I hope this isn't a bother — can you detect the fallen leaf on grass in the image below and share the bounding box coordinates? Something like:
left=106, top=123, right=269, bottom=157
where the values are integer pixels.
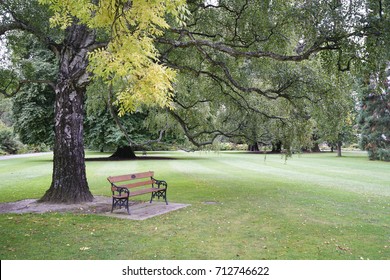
left=336, top=245, right=351, bottom=252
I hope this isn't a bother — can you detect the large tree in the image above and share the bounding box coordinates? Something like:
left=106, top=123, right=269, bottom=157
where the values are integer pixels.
left=155, top=0, right=365, bottom=152
left=0, top=0, right=186, bottom=203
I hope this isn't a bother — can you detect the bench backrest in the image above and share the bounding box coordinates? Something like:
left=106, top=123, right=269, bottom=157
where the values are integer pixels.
left=107, top=171, right=154, bottom=189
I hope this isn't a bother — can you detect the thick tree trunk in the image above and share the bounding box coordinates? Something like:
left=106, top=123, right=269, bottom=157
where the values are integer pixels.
left=248, top=142, right=259, bottom=152
left=109, top=146, right=137, bottom=159
left=337, top=141, right=342, bottom=157
left=40, top=23, right=94, bottom=203
left=271, top=141, right=282, bottom=153
left=311, top=142, right=321, bottom=152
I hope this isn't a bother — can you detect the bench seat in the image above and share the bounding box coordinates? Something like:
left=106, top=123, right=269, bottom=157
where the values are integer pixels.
left=129, top=187, right=167, bottom=197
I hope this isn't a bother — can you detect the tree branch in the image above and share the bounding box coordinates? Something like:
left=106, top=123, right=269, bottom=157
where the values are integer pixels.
left=0, top=79, right=55, bottom=97
left=107, top=84, right=137, bottom=147
left=169, top=106, right=257, bottom=148
left=158, top=35, right=338, bottom=62
left=1, top=13, right=62, bottom=56
left=107, top=84, right=168, bottom=148
left=162, top=58, right=287, bottom=121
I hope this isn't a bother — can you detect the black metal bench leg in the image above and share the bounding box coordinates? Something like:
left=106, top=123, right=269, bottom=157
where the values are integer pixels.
left=150, top=191, right=168, bottom=205
left=112, top=197, right=130, bottom=214
left=164, top=191, right=168, bottom=205
left=126, top=199, right=130, bottom=214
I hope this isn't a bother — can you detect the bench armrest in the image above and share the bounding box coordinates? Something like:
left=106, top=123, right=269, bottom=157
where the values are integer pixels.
left=111, top=184, right=130, bottom=197
left=152, top=178, right=168, bottom=189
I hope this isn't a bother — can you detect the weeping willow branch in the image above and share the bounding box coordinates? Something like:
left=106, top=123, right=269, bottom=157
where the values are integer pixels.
left=107, top=84, right=167, bottom=148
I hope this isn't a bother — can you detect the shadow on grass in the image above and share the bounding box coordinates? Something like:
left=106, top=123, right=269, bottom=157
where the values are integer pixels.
left=28, top=155, right=208, bottom=162
left=85, top=155, right=213, bottom=161
left=85, top=156, right=177, bottom=161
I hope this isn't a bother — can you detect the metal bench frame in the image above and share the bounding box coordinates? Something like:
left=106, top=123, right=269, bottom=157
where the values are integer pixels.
left=107, top=171, right=168, bottom=214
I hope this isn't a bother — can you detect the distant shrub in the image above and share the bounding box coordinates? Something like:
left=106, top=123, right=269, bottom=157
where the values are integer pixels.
left=377, top=149, right=390, bottom=162
left=0, top=123, right=23, bottom=154
left=219, top=142, right=248, bottom=151
left=17, top=143, right=51, bottom=154
left=348, top=143, right=360, bottom=150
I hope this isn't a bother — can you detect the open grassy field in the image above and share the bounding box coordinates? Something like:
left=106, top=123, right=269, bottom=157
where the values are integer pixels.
left=0, top=151, right=389, bottom=260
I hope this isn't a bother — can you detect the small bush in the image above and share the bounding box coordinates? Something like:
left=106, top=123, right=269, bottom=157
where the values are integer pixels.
left=378, top=149, right=390, bottom=162
left=17, top=143, right=51, bottom=154
left=219, top=142, right=248, bottom=151
left=0, top=125, right=23, bottom=154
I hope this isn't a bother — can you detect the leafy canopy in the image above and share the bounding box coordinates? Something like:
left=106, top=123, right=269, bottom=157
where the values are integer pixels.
left=38, top=0, right=189, bottom=115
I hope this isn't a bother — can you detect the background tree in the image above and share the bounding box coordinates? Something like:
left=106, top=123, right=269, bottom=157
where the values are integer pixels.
left=357, top=0, right=390, bottom=161
left=359, top=75, right=390, bottom=161
left=156, top=0, right=368, bottom=153
left=85, top=81, right=176, bottom=157
left=8, top=32, right=56, bottom=147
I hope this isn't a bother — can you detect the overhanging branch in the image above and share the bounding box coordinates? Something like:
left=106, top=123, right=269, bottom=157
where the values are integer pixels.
left=107, top=84, right=168, bottom=148
left=0, top=79, right=55, bottom=97
left=157, top=36, right=337, bottom=62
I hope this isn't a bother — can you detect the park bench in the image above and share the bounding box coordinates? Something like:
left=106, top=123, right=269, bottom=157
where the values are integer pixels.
left=107, top=171, right=168, bottom=214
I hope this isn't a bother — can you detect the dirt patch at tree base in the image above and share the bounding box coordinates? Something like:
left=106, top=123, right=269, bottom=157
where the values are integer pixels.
left=0, top=196, right=190, bottom=220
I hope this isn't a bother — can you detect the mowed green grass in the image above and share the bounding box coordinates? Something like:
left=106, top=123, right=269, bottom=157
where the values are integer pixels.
left=0, top=151, right=389, bottom=260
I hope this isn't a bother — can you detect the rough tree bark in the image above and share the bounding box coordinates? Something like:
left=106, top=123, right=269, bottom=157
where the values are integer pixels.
left=40, top=23, right=94, bottom=203
left=337, top=141, right=342, bottom=157
left=271, top=141, right=282, bottom=153
left=248, top=142, right=259, bottom=152
left=311, top=143, right=321, bottom=153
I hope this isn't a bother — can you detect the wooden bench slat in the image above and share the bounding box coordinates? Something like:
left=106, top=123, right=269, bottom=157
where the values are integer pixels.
left=129, top=187, right=166, bottom=197
left=118, top=179, right=155, bottom=189
left=108, top=171, right=154, bottom=183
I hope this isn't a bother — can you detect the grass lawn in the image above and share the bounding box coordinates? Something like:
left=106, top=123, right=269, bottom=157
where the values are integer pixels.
left=0, top=151, right=389, bottom=260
